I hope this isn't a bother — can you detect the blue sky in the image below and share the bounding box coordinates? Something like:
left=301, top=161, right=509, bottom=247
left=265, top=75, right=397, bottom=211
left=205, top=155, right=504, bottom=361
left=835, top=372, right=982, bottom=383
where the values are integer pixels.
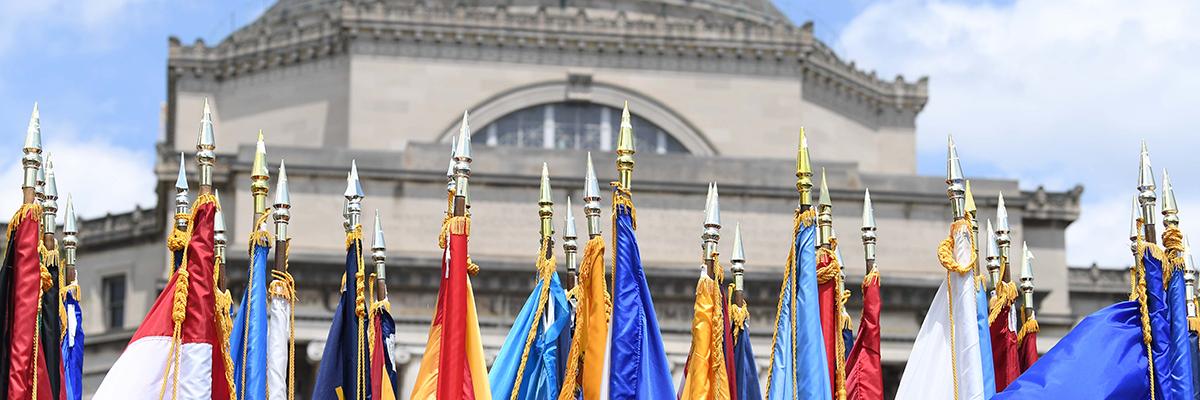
left=1, top=0, right=1198, bottom=267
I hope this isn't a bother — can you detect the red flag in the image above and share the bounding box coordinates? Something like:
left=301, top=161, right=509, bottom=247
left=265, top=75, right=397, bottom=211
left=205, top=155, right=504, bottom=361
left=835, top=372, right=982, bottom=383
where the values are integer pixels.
left=990, top=304, right=1021, bottom=390
left=845, top=271, right=882, bottom=400
left=1017, top=318, right=1039, bottom=371
left=92, top=197, right=231, bottom=399
left=816, top=248, right=844, bottom=398
left=4, top=205, right=54, bottom=399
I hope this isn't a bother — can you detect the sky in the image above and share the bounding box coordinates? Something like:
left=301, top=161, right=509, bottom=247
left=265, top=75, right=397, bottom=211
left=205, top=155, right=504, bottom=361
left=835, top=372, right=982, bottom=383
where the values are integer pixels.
left=0, top=0, right=1197, bottom=268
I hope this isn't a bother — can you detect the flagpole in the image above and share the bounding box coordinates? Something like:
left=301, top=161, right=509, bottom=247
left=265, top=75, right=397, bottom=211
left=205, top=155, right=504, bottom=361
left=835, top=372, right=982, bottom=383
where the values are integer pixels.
left=861, top=189, right=877, bottom=274
left=42, top=155, right=59, bottom=257
left=539, top=163, right=555, bottom=260
left=251, top=130, right=270, bottom=228
left=995, top=194, right=1012, bottom=288
left=797, top=128, right=812, bottom=212
left=372, top=211, right=388, bottom=301
left=63, top=195, right=78, bottom=289
left=274, top=161, right=290, bottom=273
left=730, top=222, right=746, bottom=306
left=196, top=98, right=223, bottom=290
left=562, top=197, right=578, bottom=290
left=947, top=136, right=967, bottom=221
left=452, top=111, right=472, bottom=218
left=702, top=183, right=721, bottom=278
left=817, top=169, right=833, bottom=249
left=583, top=152, right=602, bottom=240
left=22, top=103, right=41, bottom=205
left=965, top=181, right=980, bottom=274
left=1138, top=141, right=1158, bottom=244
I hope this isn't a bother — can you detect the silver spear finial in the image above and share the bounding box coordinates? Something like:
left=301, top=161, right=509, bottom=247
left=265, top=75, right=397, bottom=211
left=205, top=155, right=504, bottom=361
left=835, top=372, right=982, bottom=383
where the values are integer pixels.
left=946, top=135, right=966, bottom=220
left=43, top=155, right=59, bottom=235
left=345, top=160, right=364, bottom=229
left=273, top=160, right=291, bottom=242
left=583, top=152, right=603, bottom=238
left=174, top=153, right=191, bottom=231
left=196, top=98, right=216, bottom=192
left=1137, top=141, right=1158, bottom=243
left=21, top=103, right=42, bottom=195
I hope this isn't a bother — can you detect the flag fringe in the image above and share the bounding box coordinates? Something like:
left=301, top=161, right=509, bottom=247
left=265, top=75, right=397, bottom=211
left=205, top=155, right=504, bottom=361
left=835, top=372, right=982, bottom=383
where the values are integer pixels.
left=988, top=281, right=1018, bottom=324
left=763, top=207, right=815, bottom=393
left=506, top=237, right=557, bottom=400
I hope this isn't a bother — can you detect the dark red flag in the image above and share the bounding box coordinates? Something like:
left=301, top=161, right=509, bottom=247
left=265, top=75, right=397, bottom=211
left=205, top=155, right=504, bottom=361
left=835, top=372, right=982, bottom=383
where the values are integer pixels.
left=1018, top=319, right=1039, bottom=371
left=3, top=206, right=55, bottom=399
left=845, top=271, right=883, bottom=400
left=990, top=304, right=1021, bottom=390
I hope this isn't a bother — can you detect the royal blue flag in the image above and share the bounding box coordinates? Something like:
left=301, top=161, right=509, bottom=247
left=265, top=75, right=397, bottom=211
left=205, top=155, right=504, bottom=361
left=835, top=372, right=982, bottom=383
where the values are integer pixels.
left=605, top=192, right=675, bottom=399
left=231, top=239, right=270, bottom=400
left=312, top=235, right=366, bottom=400
left=735, top=324, right=763, bottom=400
left=977, top=279, right=997, bottom=398
left=62, top=289, right=84, bottom=400
left=1165, top=262, right=1196, bottom=399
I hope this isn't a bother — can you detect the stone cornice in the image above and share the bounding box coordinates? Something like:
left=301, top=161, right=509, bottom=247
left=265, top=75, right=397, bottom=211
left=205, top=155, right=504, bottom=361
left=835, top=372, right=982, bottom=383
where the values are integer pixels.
left=168, top=1, right=928, bottom=113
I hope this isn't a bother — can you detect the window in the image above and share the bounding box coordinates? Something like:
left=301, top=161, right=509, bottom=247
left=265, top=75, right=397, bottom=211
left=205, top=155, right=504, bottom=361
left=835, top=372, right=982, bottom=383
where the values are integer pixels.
left=102, top=275, right=126, bottom=329
left=473, top=103, right=689, bottom=154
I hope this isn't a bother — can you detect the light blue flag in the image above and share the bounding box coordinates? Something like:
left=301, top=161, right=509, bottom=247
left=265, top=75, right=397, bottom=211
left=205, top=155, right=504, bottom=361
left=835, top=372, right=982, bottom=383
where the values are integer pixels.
left=976, top=280, right=997, bottom=398
left=230, top=240, right=270, bottom=400
left=607, top=196, right=675, bottom=399
left=62, top=290, right=84, bottom=400
left=489, top=263, right=571, bottom=400
left=766, top=217, right=832, bottom=400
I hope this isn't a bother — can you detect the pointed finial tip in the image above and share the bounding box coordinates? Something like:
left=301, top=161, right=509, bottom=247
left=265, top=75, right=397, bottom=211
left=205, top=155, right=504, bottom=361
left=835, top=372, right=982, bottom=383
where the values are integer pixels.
left=862, top=188, right=875, bottom=228
left=731, top=222, right=745, bottom=262
left=818, top=168, right=831, bottom=206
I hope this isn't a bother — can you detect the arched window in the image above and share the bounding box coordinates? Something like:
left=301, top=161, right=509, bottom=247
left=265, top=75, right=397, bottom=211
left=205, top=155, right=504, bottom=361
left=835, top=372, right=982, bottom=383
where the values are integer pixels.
left=473, top=102, right=690, bottom=154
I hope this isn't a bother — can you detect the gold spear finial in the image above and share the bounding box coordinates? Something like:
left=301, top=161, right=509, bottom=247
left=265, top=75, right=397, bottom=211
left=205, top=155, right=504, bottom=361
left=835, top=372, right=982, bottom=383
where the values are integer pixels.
left=817, top=168, right=833, bottom=247
left=616, top=101, right=635, bottom=191
left=251, top=130, right=270, bottom=222
left=797, top=128, right=813, bottom=210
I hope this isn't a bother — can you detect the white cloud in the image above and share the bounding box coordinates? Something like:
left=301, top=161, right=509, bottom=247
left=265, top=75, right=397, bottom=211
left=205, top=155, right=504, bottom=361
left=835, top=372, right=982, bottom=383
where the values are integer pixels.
left=836, top=0, right=1200, bottom=267
left=0, top=118, right=156, bottom=221
left=0, top=0, right=153, bottom=55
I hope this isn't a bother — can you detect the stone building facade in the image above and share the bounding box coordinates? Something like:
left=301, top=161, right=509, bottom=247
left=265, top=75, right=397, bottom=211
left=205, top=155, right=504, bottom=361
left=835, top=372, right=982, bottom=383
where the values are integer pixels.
left=9, top=0, right=1103, bottom=398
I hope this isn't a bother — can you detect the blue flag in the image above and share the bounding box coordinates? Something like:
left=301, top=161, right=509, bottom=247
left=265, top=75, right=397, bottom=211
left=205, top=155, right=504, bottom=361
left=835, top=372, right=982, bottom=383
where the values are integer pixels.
left=976, top=280, right=997, bottom=398
left=62, top=290, right=84, bottom=400
left=231, top=240, right=270, bottom=400
left=606, top=195, right=675, bottom=399
left=313, top=237, right=366, bottom=400
left=766, top=214, right=832, bottom=400
left=1165, top=263, right=1196, bottom=399
left=997, top=248, right=1178, bottom=399
left=735, top=324, right=763, bottom=400
left=489, top=258, right=571, bottom=400
left=1190, top=332, right=1200, bottom=400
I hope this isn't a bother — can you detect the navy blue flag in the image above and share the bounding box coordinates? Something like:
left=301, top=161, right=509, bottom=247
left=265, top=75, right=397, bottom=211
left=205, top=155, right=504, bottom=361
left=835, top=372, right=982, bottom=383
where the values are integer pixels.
left=312, top=234, right=367, bottom=400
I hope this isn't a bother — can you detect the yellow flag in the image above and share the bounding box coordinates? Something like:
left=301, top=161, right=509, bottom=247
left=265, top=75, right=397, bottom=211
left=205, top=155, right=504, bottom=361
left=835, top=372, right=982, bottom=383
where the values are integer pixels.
left=558, top=236, right=610, bottom=400
left=680, top=272, right=731, bottom=400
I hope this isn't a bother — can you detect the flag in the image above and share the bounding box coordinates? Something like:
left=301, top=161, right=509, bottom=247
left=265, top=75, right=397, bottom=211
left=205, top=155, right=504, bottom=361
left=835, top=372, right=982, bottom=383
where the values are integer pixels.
left=408, top=216, right=490, bottom=399
left=1189, top=331, right=1200, bottom=400
left=1, top=204, right=55, bottom=399
left=1015, top=313, right=1038, bottom=372
left=266, top=262, right=295, bottom=400
left=599, top=189, right=674, bottom=399
left=230, top=232, right=270, bottom=400
left=765, top=209, right=832, bottom=400
left=845, top=270, right=882, bottom=400
left=895, top=219, right=986, bottom=400
left=729, top=289, right=762, bottom=400
left=489, top=239, right=571, bottom=400
left=678, top=270, right=731, bottom=399
left=989, top=282, right=1020, bottom=390
left=558, top=235, right=609, bottom=400
left=974, top=275, right=997, bottom=399
left=816, top=247, right=845, bottom=399
left=369, top=302, right=399, bottom=400
left=996, top=243, right=1171, bottom=398
left=1163, top=228, right=1196, bottom=399
left=61, top=286, right=83, bottom=400
left=39, top=239, right=65, bottom=400
left=312, top=230, right=368, bottom=400
left=93, top=195, right=233, bottom=399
